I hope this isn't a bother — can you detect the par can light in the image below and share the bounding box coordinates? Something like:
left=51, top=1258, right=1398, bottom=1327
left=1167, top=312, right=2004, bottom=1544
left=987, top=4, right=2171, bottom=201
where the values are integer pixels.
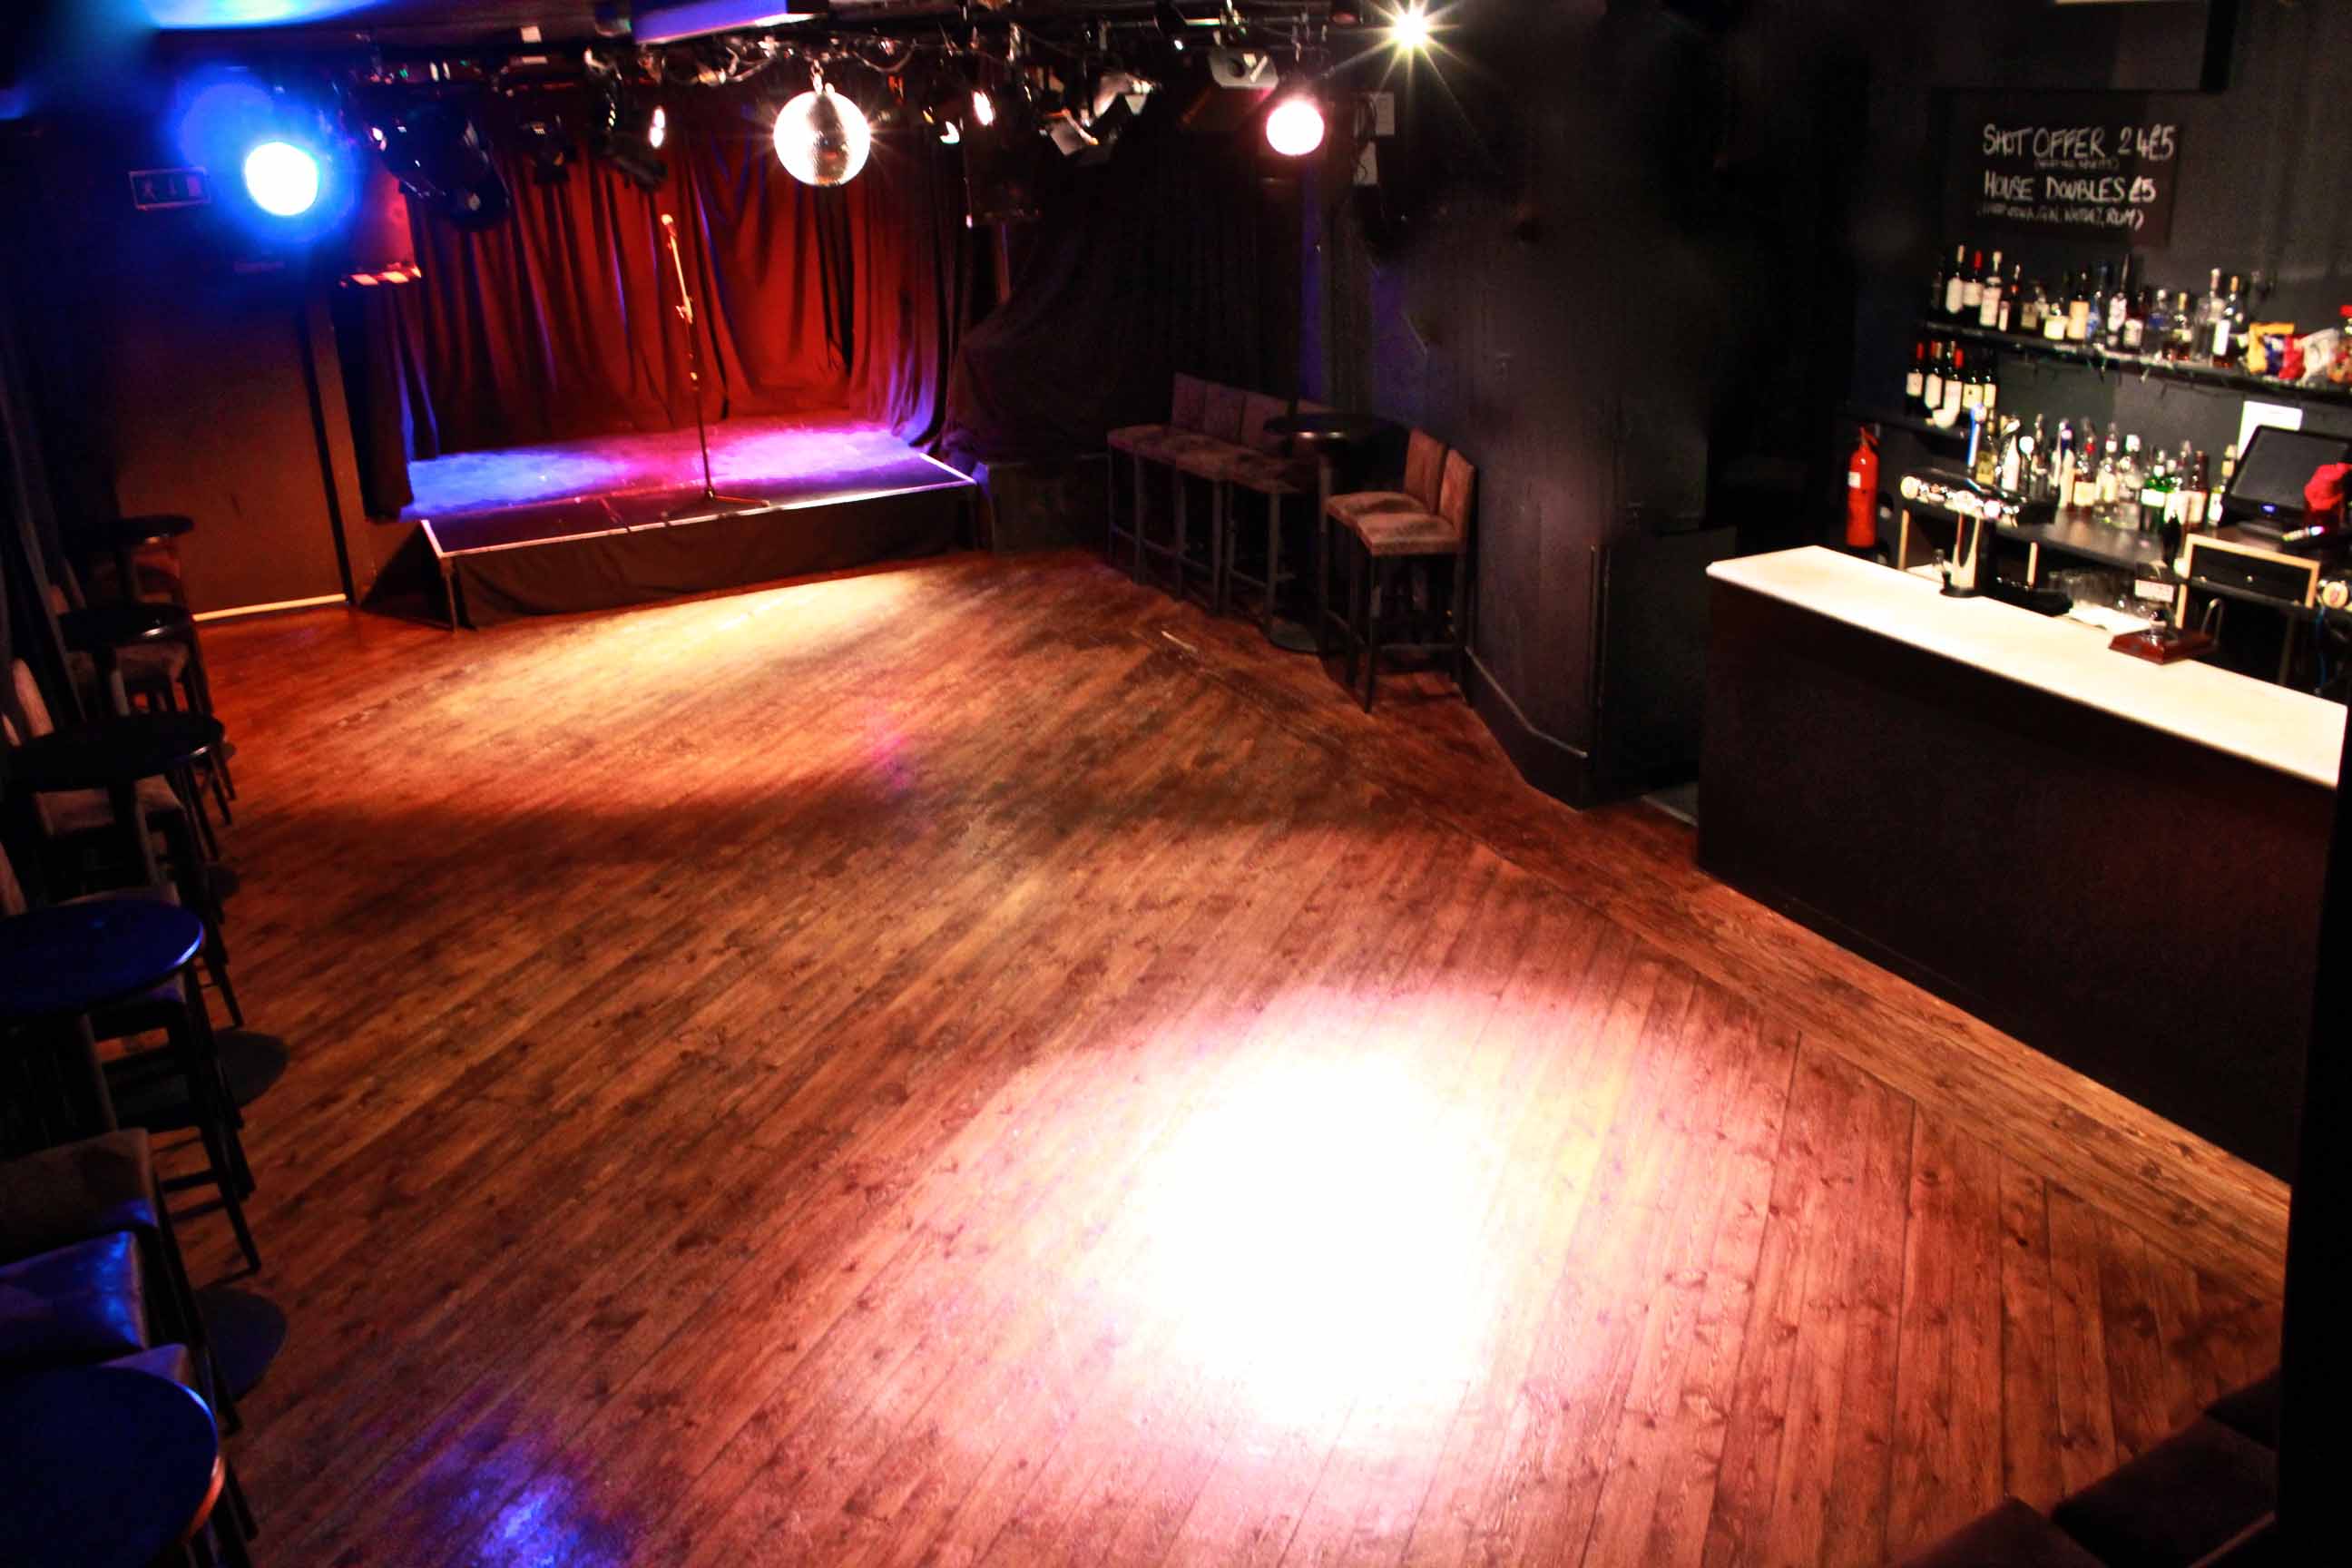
left=1265, top=98, right=1325, bottom=158
left=243, top=139, right=321, bottom=216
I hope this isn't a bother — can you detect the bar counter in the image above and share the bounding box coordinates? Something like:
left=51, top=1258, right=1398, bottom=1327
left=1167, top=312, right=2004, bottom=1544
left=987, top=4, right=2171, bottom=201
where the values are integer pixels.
left=1700, top=546, right=2341, bottom=1175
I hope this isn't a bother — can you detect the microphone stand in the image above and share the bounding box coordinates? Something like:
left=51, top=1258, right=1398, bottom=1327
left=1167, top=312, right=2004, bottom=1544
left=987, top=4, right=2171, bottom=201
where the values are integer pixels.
left=659, top=212, right=762, bottom=522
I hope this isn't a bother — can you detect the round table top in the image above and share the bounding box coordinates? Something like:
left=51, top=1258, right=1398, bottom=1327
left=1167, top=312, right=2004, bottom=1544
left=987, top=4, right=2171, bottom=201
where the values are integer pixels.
left=59, top=602, right=189, bottom=653
left=1261, top=410, right=1376, bottom=444
left=5, top=711, right=224, bottom=790
left=0, top=1365, right=220, bottom=1568
left=84, top=513, right=196, bottom=550
left=0, top=898, right=206, bottom=1023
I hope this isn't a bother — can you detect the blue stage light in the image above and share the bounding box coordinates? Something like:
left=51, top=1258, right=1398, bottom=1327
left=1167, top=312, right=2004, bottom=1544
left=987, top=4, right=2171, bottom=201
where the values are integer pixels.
left=243, top=139, right=321, bottom=217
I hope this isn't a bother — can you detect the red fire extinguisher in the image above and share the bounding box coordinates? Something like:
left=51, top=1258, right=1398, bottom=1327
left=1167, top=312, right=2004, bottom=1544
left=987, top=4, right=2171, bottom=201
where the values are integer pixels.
left=1845, top=425, right=1880, bottom=551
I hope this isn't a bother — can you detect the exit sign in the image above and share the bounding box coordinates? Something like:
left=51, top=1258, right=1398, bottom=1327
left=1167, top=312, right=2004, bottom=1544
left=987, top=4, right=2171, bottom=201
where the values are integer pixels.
left=129, top=167, right=211, bottom=211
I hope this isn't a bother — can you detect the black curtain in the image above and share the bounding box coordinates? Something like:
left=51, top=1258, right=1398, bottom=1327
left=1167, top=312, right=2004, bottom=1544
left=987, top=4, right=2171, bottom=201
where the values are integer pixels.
left=941, top=98, right=1280, bottom=468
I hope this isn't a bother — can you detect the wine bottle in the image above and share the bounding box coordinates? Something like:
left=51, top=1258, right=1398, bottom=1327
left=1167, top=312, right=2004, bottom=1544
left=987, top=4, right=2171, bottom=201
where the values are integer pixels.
left=2066, top=271, right=2092, bottom=343
left=1940, top=347, right=1966, bottom=425
left=2213, top=273, right=2245, bottom=366
left=1997, top=262, right=2021, bottom=333
left=1924, top=340, right=1945, bottom=415
left=1963, top=249, right=1985, bottom=314
left=1906, top=338, right=1927, bottom=410
left=1945, top=244, right=1969, bottom=316
left=1977, top=250, right=2004, bottom=328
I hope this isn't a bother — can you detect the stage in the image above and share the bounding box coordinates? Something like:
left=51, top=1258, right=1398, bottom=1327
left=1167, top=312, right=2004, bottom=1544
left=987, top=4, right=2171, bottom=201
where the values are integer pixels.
left=405, top=416, right=975, bottom=626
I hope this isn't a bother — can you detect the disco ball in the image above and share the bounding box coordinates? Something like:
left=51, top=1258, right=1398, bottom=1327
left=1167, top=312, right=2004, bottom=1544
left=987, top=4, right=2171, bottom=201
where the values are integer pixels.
left=773, top=88, right=872, bottom=188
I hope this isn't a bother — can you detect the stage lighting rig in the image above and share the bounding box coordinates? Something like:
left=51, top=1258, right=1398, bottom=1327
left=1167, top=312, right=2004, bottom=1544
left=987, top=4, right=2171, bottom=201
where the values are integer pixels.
left=376, top=99, right=512, bottom=231
left=591, top=84, right=669, bottom=191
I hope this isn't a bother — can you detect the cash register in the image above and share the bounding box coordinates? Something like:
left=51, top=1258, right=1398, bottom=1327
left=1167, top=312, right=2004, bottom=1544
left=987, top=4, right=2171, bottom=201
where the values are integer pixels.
left=2176, top=425, right=2352, bottom=690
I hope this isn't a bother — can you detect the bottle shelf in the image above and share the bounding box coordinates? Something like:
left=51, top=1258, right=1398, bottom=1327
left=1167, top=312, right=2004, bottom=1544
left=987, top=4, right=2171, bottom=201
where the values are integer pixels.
left=1917, top=318, right=2352, bottom=409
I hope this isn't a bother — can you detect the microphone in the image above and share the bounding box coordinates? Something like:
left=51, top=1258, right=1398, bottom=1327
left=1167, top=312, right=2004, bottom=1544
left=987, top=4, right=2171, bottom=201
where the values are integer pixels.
left=660, top=213, right=675, bottom=229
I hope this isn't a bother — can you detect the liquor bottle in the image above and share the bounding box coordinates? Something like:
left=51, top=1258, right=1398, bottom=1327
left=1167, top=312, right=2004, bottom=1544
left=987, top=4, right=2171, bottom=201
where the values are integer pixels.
left=2172, top=290, right=2199, bottom=360
left=2073, top=424, right=2103, bottom=511
left=1945, top=245, right=1969, bottom=316
left=2212, top=273, right=2245, bottom=366
left=2145, top=289, right=2171, bottom=348
left=1963, top=249, right=1985, bottom=315
left=2138, top=441, right=2173, bottom=527
left=2210, top=444, right=2236, bottom=524
left=2067, top=271, right=2092, bottom=343
left=2107, top=260, right=2132, bottom=349
left=1923, top=341, right=1946, bottom=415
left=2095, top=430, right=2122, bottom=510
left=1906, top=339, right=1927, bottom=410
left=2087, top=264, right=2110, bottom=343
left=2182, top=450, right=2210, bottom=528
left=2200, top=268, right=2226, bottom=341
left=1940, top=347, right=1966, bottom=425
left=2053, top=419, right=2076, bottom=507
left=2043, top=280, right=2071, bottom=341
left=1960, top=348, right=1984, bottom=415
left=1978, top=353, right=1998, bottom=416
left=2116, top=433, right=2143, bottom=523
left=1977, top=250, right=2004, bottom=328
left=2025, top=415, right=2048, bottom=500
left=2023, top=279, right=2047, bottom=338
left=1999, top=418, right=2025, bottom=494
left=1997, top=262, right=2021, bottom=333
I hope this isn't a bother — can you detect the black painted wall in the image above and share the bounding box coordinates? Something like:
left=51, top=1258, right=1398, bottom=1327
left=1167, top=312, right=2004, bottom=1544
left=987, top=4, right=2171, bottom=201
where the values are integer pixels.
left=1308, top=0, right=1873, bottom=794
left=1316, top=0, right=2347, bottom=802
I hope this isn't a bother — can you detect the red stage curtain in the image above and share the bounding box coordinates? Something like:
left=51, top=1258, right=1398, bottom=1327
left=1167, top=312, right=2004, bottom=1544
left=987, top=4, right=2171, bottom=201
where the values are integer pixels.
left=397, top=88, right=965, bottom=458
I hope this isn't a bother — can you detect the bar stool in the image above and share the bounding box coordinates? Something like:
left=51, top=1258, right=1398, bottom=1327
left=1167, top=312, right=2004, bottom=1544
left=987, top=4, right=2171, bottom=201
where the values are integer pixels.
left=1326, top=446, right=1478, bottom=711
left=0, top=898, right=206, bottom=1140
left=58, top=603, right=227, bottom=850
left=0, top=1363, right=238, bottom=1568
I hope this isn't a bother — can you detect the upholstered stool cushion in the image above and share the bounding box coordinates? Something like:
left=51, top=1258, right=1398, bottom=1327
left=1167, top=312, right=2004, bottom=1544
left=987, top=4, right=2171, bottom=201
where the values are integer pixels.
left=105, top=1340, right=201, bottom=1397
left=118, top=640, right=191, bottom=685
left=2050, top=1417, right=2278, bottom=1568
left=37, top=775, right=183, bottom=837
left=1215, top=450, right=1308, bottom=495
left=0, top=1233, right=150, bottom=1376
left=0, top=1133, right=160, bottom=1263
left=1892, top=1498, right=2104, bottom=1568
left=1170, top=436, right=1264, bottom=484
left=2206, top=1370, right=2281, bottom=1451
left=1326, top=490, right=1422, bottom=526
left=1107, top=423, right=1171, bottom=455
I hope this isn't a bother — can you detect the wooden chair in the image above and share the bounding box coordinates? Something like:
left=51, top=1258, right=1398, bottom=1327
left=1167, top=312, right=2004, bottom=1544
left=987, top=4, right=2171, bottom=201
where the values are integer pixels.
left=1324, top=442, right=1477, bottom=711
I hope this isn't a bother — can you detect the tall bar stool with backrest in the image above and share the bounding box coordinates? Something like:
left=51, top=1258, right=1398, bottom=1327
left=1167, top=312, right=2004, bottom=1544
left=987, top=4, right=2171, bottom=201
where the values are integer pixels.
left=1326, top=441, right=1477, bottom=711
left=4, top=659, right=241, bottom=1026
left=1213, top=394, right=1319, bottom=629
left=1107, top=374, right=1212, bottom=581
left=1142, top=381, right=1250, bottom=603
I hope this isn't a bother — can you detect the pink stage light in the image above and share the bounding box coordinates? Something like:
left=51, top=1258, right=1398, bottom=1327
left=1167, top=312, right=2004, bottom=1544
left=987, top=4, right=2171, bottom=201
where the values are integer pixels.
left=1265, top=98, right=1326, bottom=159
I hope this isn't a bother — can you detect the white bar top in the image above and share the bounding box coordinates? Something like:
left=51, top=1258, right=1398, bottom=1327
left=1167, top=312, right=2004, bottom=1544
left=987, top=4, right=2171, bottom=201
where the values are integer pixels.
left=1709, top=545, right=2346, bottom=790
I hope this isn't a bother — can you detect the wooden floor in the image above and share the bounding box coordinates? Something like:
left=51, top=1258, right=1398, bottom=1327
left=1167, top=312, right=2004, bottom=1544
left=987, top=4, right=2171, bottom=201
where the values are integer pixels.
left=175, top=549, right=2288, bottom=1568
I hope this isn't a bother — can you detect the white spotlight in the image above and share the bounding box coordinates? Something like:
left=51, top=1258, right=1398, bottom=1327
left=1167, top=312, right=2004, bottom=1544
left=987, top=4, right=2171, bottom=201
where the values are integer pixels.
left=972, top=89, right=996, bottom=128
left=1390, top=3, right=1433, bottom=51
left=1265, top=97, right=1325, bottom=158
left=648, top=104, right=667, bottom=150
left=772, top=87, right=872, bottom=187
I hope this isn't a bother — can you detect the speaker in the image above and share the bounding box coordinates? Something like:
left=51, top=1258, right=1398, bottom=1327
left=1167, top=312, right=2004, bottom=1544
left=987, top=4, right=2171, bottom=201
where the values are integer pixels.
left=981, top=457, right=1109, bottom=554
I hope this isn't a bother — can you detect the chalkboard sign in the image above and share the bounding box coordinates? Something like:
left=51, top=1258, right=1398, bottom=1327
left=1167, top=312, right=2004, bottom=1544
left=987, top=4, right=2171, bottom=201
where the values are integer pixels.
left=1948, top=92, right=2181, bottom=247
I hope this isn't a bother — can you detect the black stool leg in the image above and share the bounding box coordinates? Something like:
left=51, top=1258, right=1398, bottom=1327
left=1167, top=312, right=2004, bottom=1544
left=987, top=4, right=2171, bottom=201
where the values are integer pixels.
left=1362, top=557, right=1385, bottom=712
left=1131, top=457, right=1148, bottom=582
left=1264, top=493, right=1283, bottom=637
left=1449, top=552, right=1471, bottom=693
